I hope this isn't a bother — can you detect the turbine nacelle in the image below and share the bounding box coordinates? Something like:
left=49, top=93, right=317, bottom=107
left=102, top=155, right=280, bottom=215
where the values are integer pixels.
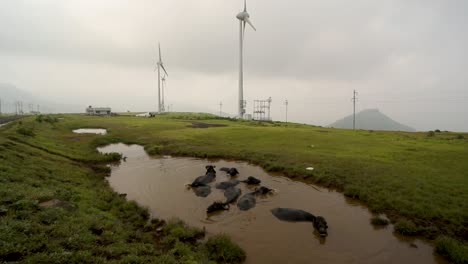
left=236, top=11, right=250, bottom=20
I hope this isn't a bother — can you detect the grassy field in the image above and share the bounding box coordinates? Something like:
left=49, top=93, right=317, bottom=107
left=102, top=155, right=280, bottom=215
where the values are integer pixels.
left=0, top=115, right=245, bottom=263
left=1, top=113, right=467, bottom=263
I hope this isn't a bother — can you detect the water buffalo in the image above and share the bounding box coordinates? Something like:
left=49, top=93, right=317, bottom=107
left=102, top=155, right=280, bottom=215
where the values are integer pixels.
left=314, top=216, right=329, bottom=237
left=215, top=180, right=240, bottom=190
left=241, top=176, right=261, bottom=185
left=220, top=167, right=239, bottom=177
left=205, top=165, right=216, bottom=174
left=224, top=187, right=242, bottom=204
left=254, top=186, right=274, bottom=195
left=207, top=201, right=229, bottom=213
left=193, top=185, right=211, bottom=197
left=270, top=208, right=328, bottom=237
left=189, top=172, right=216, bottom=187
left=237, top=193, right=256, bottom=211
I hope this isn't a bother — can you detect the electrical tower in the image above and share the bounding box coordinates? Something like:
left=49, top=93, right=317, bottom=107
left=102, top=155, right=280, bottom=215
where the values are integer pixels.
left=352, top=90, right=358, bottom=130
left=253, top=97, right=272, bottom=121
left=219, top=102, right=223, bottom=117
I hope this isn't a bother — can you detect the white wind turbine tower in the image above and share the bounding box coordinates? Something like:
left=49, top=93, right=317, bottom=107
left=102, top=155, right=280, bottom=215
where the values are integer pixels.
left=156, top=43, right=168, bottom=113
left=236, top=0, right=256, bottom=118
left=161, top=74, right=167, bottom=112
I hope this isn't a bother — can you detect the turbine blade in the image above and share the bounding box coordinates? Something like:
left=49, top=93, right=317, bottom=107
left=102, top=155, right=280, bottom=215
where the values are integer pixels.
left=161, top=64, right=168, bottom=76
left=245, top=17, right=256, bottom=31
left=243, top=20, right=246, bottom=38
left=158, top=43, right=162, bottom=62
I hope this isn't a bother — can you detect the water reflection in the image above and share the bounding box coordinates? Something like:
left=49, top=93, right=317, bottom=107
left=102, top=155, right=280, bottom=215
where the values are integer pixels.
left=72, top=128, right=107, bottom=135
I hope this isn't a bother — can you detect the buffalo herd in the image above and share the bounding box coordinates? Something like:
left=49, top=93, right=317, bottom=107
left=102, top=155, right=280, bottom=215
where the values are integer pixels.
left=187, top=165, right=329, bottom=236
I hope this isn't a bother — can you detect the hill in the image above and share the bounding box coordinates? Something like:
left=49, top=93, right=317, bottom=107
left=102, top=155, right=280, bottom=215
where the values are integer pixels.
left=329, top=108, right=416, bottom=132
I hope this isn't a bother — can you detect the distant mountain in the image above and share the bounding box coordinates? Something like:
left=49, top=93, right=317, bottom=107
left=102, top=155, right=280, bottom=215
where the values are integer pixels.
left=329, top=109, right=416, bottom=132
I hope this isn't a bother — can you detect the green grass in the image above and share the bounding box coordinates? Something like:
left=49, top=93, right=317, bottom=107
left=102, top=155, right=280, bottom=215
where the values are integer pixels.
left=1, top=113, right=468, bottom=262
left=0, top=115, right=244, bottom=263
left=435, top=236, right=468, bottom=264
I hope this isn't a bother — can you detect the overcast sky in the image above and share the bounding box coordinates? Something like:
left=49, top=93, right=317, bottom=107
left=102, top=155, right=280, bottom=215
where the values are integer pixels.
left=1, top=0, right=467, bottom=131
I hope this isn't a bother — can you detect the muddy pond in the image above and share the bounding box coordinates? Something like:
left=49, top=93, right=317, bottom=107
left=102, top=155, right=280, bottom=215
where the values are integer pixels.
left=98, top=143, right=444, bottom=264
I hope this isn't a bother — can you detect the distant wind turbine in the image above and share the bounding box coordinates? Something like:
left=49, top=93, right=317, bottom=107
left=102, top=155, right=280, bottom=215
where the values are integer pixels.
left=236, top=0, right=256, bottom=118
left=156, top=43, right=168, bottom=113
left=161, top=74, right=167, bottom=112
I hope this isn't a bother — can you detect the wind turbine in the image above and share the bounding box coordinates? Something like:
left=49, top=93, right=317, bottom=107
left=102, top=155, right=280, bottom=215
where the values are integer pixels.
left=156, top=43, right=168, bottom=113
left=236, top=0, right=256, bottom=118
left=161, top=74, right=167, bottom=112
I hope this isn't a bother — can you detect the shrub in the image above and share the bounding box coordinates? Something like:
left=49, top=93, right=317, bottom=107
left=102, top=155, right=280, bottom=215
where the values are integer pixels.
left=16, top=127, right=35, bottom=137
left=205, top=234, right=246, bottom=263
left=435, top=236, right=468, bottom=264
left=370, top=217, right=389, bottom=226
left=163, top=220, right=205, bottom=243
left=427, top=131, right=435, bottom=137
left=394, top=220, right=421, bottom=236
left=435, top=129, right=441, bottom=133
left=456, top=134, right=465, bottom=140
left=146, top=145, right=163, bottom=155
left=35, top=115, right=58, bottom=124
left=344, top=186, right=360, bottom=199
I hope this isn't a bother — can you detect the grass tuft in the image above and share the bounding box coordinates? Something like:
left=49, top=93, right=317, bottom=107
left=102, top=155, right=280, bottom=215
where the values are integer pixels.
left=435, top=236, right=468, bottom=264
left=205, top=234, right=246, bottom=263
left=370, top=216, right=390, bottom=226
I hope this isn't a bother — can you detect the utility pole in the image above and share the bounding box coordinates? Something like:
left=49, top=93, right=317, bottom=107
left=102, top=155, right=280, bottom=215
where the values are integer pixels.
left=352, top=90, right=358, bottom=130
left=219, top=102, right=223, bottom=117
left=284, top=99, right=288, bottom=123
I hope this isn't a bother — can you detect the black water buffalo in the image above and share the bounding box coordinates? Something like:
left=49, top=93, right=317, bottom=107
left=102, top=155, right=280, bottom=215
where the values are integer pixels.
left=207, top=201, right=229, bottom=213
left=313, top=216, right=329, bottom=237
left=205, top=165, right=216, bottom=174
left=215, top=180, right=240, bottom=190
left=193, top=185, right=212, bottom=197
left=220, top=167, right=239, bottom=177
left=237, top=193, right=256, bottom=211
left=241, top=176, right=261, bottom=185
left=270, top=208, right=328, bottom=237
left=224, top=187, right=242, bottom=204
left=254, top=186, right=274, bottom=195
left=189, top=172, right=216, bottom=187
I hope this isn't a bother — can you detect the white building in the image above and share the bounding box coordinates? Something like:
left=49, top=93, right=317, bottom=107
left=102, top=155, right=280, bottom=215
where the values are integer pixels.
left=86, top=106, right=111, bottom=115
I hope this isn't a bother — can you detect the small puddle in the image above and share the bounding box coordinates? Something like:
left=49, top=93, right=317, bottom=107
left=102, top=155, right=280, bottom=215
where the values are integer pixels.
left=73, top=128, right=107, bottom=135
left=98, top=143, right=445, bottom=264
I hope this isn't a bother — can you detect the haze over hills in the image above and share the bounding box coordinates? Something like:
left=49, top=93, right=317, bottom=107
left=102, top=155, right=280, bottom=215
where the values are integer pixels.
left=0, top=83, right=84, bottom=114
left=329, top=109, right=416, bottom=132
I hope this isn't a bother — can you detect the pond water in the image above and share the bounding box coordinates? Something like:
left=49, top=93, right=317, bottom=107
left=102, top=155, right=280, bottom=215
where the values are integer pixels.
left=98, top=143, right=445, bottom=264
left=72, top=128, right=107, bottom=135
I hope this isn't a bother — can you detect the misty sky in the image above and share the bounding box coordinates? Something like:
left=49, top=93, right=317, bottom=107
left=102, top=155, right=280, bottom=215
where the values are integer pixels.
left=1, top=0, right=467, bottom=131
